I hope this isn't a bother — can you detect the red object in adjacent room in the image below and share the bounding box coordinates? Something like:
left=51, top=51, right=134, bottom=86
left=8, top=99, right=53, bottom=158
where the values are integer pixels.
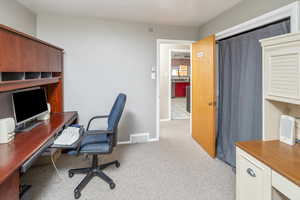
left=175, top=82, right=190, bottom=97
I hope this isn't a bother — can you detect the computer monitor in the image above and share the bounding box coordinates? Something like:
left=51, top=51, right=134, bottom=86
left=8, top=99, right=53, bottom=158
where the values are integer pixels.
left=12, top=88, right=48, bottom=126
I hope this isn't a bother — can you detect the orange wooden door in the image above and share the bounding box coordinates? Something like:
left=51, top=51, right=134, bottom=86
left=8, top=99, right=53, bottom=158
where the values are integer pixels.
left=192, top=35, right=216, bottom=158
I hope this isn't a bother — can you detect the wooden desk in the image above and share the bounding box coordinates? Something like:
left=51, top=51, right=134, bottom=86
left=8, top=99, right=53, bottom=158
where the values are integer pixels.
left=0, top=112, right=78, bottom=200
left=0, top=23, right=66, bottom=200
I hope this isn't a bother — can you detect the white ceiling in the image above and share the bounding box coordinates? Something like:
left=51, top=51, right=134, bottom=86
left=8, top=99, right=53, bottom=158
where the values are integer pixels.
left=18, top=0, right=243, bottom=27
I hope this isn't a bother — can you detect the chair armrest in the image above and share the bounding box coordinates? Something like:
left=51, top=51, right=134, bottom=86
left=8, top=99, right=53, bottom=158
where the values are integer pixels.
left=86, top=130, right=114, bottom=135
left=87, top=115, right=109, bottom=131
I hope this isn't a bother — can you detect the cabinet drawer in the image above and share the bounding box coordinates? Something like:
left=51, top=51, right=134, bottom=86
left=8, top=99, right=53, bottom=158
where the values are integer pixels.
left=272, top=171, right=300, bottom=199
left=236, top=147, right=271, bottom=200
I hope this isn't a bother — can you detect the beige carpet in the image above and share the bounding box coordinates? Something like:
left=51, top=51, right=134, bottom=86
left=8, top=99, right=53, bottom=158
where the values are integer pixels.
left=23, top=119, right=235, bottom=200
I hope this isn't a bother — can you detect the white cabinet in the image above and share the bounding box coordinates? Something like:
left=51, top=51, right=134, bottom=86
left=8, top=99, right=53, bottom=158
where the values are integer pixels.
left=261, top=33, right=300, bottom=141
left=236, top=147, right=271, bottom=200
left=261, top=33, right=300, bottom=105
left=236, top=146, right=300, bottom=200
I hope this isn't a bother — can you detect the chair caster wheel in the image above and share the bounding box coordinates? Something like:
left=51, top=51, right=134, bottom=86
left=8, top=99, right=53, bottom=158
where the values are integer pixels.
left=74, top=191, right=81, bottom=199
left=68, top=171, right=74, bottom=178
left=115, top=161, right=120, bottom=168
left=110, top=182, right=116, bottom=190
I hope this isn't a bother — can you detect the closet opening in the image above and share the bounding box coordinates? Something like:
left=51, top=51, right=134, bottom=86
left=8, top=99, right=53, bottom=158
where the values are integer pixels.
left=216, top=18, right=291, bottom=167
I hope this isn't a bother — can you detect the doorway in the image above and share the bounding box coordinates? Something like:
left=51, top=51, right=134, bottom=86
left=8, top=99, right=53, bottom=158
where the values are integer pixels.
left=156, top=40, right=194, bottom=140
left=170, top=49, right=191, bottom=120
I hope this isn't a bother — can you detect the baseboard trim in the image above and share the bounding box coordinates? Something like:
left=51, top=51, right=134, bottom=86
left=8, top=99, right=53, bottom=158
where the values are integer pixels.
left=130, top=133, right=150, bottom=144
left=172, top=117, right=190, bottom=120
left=148, top=137, right=159, bottom=142
left=117, top=134, right=159, bottom=145
left=117, top=140, right=131, bottom=145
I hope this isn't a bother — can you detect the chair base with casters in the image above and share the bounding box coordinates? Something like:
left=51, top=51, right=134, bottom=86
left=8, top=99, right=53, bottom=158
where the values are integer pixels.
left=69, top=155, right=120, bottom=199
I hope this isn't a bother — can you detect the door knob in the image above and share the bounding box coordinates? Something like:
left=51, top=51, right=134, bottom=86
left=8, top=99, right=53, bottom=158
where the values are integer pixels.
left=208, top=101, right=216, bottom=106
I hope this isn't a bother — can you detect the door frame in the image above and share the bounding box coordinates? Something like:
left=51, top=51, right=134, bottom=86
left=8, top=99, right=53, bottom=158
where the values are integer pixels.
left=169, top=48, right=191, bottom=120
left=216, top=1, right=299, bottom=40
left=155, top=39, right=194, bottom=141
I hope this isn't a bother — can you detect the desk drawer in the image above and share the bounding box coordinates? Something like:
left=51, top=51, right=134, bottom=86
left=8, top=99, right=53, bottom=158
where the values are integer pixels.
left=272, top=171, right=300, bottom=199
left=236, top=147, right=272, bottom=200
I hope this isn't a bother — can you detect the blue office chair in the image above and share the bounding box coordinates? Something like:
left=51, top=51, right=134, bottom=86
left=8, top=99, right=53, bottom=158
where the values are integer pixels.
left=68, top=93, right=127, bottom=199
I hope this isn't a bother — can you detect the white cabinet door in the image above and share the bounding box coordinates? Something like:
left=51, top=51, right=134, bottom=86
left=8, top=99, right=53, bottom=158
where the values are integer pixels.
left=236, top=148, right=272, bottom=200
left=262, top=33, right=300, bottom=105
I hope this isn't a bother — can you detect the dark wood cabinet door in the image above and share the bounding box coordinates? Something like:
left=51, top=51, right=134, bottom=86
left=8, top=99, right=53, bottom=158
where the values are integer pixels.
left=36, top=43, right=49, bottom=72
left=0, top=27, right=63, bottom=73
left=20, top=37, right=37, bottom=71
left=48, top=47, right=62, bottom=72
left=0, top=171, right=19, bottom=200
left=0, top=30, right=22, bottom=71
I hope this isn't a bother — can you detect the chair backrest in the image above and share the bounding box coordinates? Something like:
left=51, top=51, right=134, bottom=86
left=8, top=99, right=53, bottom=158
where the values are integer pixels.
left=107, top=93, right=126, bottom=145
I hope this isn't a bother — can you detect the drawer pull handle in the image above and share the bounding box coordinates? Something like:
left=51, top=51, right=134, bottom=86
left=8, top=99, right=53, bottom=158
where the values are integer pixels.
left=247, top=168, right=256, bottom=177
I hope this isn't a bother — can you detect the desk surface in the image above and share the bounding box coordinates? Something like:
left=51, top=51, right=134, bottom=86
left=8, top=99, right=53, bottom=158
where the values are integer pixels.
left=0, top=112, right=77, bottom=184
left=236, top=140, right=300, bottom=187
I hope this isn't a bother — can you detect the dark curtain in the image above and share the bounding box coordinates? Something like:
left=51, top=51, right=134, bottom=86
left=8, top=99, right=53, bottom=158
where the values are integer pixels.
left=217, top=19, right=290, bottom=167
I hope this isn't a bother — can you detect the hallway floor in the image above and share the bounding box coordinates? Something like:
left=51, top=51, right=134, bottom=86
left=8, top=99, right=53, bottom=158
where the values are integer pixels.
left=23, top=119, right=235, bottom=200
left=171, top=98, right=190, bottom=119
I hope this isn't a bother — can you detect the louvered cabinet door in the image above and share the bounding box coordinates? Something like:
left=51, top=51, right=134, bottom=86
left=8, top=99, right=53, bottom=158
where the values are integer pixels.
left=264, top=39, right=300, bottom=105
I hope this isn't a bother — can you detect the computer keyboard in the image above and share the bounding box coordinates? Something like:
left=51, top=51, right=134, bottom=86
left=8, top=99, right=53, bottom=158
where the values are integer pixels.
left=54, top=127, right=80, bottom=145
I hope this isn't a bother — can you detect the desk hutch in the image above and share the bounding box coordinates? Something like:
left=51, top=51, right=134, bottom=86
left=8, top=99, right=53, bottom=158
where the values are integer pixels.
left=0, top=24, right=77, bottom=200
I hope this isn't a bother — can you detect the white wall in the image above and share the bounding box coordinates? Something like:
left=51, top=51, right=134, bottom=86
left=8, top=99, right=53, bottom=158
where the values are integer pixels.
left=159, top=44, right=190, bottom=120
left=198, top=0, right=297, bottom=38
left=0, top=0, right=37, bottom=120
left=0, top=0, right=36, bottom=35
left=37, top=14, right=199, bottom=142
